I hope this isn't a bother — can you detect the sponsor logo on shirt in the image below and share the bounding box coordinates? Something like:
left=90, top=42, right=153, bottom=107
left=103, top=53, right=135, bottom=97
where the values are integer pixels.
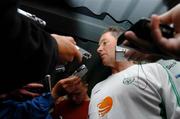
left=123, top=76, right=147, bottom=90
left=97, top=96, right=113, bottom=117
left=165, top=61, right=177, bottom=70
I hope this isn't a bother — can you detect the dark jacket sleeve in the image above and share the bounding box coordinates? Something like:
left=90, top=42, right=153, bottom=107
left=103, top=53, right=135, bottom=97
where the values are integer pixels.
left=0, top=0, right=59, bottom=94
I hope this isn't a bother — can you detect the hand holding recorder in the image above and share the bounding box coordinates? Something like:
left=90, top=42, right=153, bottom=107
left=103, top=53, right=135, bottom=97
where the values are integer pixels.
left=121, top=4, right=180, bottom=61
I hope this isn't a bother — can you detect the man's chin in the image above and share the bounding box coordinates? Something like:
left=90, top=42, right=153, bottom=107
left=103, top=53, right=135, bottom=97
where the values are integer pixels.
left=102, top=60, right=108, bottom=66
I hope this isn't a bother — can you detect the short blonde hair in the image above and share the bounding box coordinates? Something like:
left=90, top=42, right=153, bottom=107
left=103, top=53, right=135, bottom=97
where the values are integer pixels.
left=103, top=26, right=124, bottom=39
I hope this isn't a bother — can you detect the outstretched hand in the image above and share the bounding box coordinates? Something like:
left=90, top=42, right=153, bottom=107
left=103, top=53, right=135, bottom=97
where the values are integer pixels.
left=124, top=4, right=180, bottom=61
left=51, top=34, right=82, bottom=64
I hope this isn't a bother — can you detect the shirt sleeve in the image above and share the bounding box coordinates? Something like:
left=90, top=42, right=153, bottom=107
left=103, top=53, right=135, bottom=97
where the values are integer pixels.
left=0, top=0, right=59, bottom=94
left=0, top=93, right=54, bottom=119
left=155, top=64, right=180, bottom=119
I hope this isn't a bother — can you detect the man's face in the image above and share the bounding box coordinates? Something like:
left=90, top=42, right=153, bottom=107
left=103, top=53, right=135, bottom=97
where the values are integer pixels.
left=97, top=32, right=117, bottom=67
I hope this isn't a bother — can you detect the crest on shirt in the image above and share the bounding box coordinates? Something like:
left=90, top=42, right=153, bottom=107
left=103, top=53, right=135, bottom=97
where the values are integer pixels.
left=123, top=76, right=147, bottom=90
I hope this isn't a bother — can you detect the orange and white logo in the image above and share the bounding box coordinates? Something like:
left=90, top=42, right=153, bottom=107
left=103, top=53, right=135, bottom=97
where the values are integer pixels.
left=97, top=96, right=113, bottom=117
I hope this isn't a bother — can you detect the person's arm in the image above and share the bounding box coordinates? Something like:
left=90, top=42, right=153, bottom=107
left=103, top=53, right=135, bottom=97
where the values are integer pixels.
left=156, top=64, right=180, bottom=118
left=0, top=93, right=54, bottom=119
left=0, top=0, right=59, bottom=94
left=0, top=83, right=44, bottom=101
left=0, top=77, right=85, bottom=118
left=150, top=4, right=180, bottom=59
left=123, top=4, right=180, bottom=61
left=0, top=0, right=82, bottom=94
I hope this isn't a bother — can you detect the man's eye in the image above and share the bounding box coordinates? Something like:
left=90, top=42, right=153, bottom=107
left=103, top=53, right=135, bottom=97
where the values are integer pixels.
left=103, top=41, right=107, bottom=45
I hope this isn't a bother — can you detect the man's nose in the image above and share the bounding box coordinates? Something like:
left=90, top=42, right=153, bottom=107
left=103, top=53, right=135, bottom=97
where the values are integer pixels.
left=97, top=45, right=102, bottom=53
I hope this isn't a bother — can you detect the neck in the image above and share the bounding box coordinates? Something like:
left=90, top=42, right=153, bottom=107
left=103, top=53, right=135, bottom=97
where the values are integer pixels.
left=111, top=61, right=134, bottom=74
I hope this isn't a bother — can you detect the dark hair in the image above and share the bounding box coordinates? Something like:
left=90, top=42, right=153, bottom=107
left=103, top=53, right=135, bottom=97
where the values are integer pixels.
left=103, top=26, right=124, bottom=39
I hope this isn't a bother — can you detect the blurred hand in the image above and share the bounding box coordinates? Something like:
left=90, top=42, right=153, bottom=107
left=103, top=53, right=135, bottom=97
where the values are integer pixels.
left=123, top=31, right=155, bottom=53
left=124, top=4, right=180, bottom=60
left=16, top=83, right=44, bottom=98
left=51, top=34, right=82, bottom=64
left=68, top=83, right=89, bottom=104
left=0, top=83, right=44, bottom=100
left=150, top=4, right=180, bottom=59
left=51, top=76, right=86, bottom=100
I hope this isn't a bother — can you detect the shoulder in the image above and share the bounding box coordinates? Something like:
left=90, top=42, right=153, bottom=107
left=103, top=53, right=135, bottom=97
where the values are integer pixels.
left=92, top=81, right=104, bottom=91
left=141, top=63, right=169, bottom=81
left=91, top=77, right=110, bottom=96
left=141, top=63, right=165, bottom=72
left=142, top=62, right=163, bottom=68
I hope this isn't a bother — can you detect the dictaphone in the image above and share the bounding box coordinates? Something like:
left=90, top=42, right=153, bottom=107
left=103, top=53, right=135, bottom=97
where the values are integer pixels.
left=72, top=64, right=88, bottom=78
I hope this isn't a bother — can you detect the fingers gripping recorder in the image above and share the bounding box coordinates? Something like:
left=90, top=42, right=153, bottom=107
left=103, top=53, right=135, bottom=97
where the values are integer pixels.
left=117, top=18, right=174, bottom=54
left=72, top=64, right=88, bottom=79
left=75, top=46, right=92, bottom=60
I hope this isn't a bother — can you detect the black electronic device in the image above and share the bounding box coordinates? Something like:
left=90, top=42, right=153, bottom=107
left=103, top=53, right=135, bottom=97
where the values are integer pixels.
left=76, top=46, right=92, bottom=60
left=117, top=18, right=174, bottom=53
left=72, top=64, right=88, bottom=79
